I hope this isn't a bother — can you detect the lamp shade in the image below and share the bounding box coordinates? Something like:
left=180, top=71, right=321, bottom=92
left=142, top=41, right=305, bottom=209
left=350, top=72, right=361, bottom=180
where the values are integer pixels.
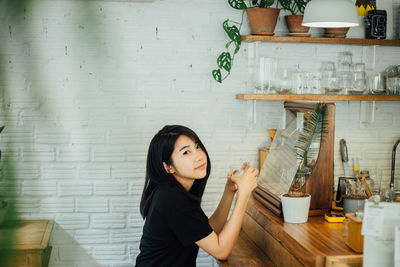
left=302, top=0, right=359, bottom=28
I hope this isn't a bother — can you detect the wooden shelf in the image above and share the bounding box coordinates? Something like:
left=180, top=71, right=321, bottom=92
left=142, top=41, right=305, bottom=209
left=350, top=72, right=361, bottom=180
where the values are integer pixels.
left=241, top=35, right=400, bottom=46
left=236, top=94, right=400, bottom=101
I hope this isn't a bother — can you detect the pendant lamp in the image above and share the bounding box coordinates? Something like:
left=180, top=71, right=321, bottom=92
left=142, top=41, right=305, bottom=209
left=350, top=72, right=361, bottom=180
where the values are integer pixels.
left=302, top=0, right=359, bottom=28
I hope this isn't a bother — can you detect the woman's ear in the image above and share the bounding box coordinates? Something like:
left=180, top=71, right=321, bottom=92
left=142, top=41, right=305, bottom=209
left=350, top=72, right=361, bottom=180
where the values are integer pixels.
left=163, top=162, right=175, bottom=174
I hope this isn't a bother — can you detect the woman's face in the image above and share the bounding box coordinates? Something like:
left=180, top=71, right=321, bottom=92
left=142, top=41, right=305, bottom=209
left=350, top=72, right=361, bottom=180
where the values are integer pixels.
left=164, top=135, right=207, bottom=188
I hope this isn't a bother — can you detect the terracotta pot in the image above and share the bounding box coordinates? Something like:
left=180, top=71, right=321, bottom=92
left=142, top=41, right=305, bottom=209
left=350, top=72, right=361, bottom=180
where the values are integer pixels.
left=284, top=15, right=309, bottom=34
left=246, top=8, right=280, bottom=35
left=324, top=27, right=350, bottom=38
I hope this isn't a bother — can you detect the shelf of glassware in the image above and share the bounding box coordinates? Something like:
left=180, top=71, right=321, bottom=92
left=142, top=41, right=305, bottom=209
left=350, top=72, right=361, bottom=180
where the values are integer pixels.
left=236, top=94, right=400, bottom=101
left=241, top=35, right=400, bottom=46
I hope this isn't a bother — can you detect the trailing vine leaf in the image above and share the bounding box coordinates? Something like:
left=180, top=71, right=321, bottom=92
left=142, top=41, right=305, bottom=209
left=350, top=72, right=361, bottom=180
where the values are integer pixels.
left=223, top=21, right=241, bottom=45
left=222, top=20, right=241, bottom=53
left=233, top=42, right=240, bottom=54
left=217, top=52, right=232, bottom=72
left=228, top=0, right=247, bottom=10
left=212, top=3, right=247, bottom=83
left=212, top=69, right=222, bottom=83
left=225, top=41, right=233, bottom=49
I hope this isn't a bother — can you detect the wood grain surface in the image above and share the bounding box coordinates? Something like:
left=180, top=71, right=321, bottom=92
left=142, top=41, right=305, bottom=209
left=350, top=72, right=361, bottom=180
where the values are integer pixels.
left=243, top=196, right=362, bottom=267
left=236, top=94, right=400, bottom=101
left=241, top=35, right=400, bottom=46
left=218, top=230, right=275, bottom=267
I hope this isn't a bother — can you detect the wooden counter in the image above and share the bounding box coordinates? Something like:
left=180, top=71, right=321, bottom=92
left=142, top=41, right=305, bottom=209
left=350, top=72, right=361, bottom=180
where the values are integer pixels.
left=0, top=220, right=54, bottom=267
left=242, top=196, right=362, bottom=267
left=218, top=230, right=276, bottom=267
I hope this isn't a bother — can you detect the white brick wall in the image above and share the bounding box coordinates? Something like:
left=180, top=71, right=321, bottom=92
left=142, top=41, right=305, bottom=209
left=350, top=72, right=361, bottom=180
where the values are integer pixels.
left=0, top=0, right=399, bottom=266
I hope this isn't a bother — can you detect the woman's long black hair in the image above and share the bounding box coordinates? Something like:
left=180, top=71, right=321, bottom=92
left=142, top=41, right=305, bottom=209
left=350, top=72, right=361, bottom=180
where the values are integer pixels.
left=139, top=125, right=211, bottom=219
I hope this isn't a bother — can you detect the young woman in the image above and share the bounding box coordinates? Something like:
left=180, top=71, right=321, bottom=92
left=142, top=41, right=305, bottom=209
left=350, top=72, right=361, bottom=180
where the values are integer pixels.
left=135, top=125, right=258, bottom=266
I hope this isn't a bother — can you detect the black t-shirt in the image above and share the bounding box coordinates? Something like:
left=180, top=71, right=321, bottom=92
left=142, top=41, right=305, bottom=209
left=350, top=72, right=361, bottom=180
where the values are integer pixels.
left=135, top=183, right=213, bottom=267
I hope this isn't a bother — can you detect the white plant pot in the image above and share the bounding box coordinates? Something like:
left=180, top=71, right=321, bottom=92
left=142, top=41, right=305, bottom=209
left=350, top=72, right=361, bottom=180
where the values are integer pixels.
left=281, top=194, right=311, bottom=223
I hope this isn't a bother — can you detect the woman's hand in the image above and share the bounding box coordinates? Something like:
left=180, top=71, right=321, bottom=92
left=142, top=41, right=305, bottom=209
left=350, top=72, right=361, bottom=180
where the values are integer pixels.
left=226, top=172, right=238, bottom=193
left=230, top=162, right=258, bottom=197
left=226, top=162, right=250, bottom=193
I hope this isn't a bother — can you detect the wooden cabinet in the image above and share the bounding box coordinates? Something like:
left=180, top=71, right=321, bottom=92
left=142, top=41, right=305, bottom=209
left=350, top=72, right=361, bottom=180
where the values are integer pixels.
left=0, top=220, right=54, bottom=267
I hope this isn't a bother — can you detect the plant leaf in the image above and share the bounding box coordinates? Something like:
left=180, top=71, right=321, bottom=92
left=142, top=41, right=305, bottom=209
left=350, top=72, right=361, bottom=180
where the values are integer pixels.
left=212, top=69, right=222, bottom=83
left=295, top=103, right=328, bottom=161
left=222, top=20, right=242, bottom=53
left=259, top=0, right=275, bottom=8
left=278, top=0, right=291, bottom=10
left=294, top=0, right=310, bottom=14
left=217, top=52, right=232, bottom=72
left=228, top=0, right=247, bottom=10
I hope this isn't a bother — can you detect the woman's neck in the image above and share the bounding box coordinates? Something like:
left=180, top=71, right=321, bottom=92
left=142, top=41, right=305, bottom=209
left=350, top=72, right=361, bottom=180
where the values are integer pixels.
left=173, top=175, right=194, bottom=191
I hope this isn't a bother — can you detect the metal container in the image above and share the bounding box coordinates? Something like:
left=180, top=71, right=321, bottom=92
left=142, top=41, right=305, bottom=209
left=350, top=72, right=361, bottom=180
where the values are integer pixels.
left=343, top=197, right=366, bottom=214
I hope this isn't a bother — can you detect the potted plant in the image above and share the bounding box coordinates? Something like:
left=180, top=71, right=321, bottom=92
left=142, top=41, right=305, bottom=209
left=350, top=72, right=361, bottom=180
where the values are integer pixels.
left=212, top=0, right=279, bottom=83
left=278, top=0, right=311, bottom=35
left=0, top=125, right=7, bottom=226
left=281, top=103, right=327, bottom=223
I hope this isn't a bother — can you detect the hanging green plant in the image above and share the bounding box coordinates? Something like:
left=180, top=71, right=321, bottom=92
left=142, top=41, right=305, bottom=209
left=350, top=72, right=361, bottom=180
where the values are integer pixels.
left=212, top=0, right=276, bottom=83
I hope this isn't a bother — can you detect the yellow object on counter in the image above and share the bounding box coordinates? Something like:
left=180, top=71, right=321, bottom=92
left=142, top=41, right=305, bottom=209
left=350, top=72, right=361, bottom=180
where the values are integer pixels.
left=324, top=213, right=345, bottom=223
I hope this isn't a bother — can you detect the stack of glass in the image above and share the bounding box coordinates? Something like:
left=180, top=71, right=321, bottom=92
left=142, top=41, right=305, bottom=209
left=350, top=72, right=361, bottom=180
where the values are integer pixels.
left=321, top=61, right=339, bottom=94
left=337, top=52, right=353, bottom=94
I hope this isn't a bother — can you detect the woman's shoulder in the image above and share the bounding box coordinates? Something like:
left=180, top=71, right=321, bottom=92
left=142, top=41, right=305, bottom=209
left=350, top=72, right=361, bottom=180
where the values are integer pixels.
left=153, top=184, right=193, bottom=209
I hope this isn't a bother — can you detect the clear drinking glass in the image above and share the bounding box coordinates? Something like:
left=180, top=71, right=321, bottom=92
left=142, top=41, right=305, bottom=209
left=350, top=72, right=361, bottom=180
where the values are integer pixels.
left=310, top=72, right=322, bottom=94
left=321, top=61, right=336, bottom=72
left=337, top=52, right=353, bottom=73
left=337, top=71, right=353, bottom=94
left=351, top=71, right=367, bottom=94
left=338, top=51, right=353, bottom=65
left=348, top=63, right=367, bottom=94
left=255, top=57, right=276, bottom=94
left=321, top=61, right=340, bottom=94
left=387, top=77, right=400, bottom=95
left=292, top=70, right=304, bottom=94
left=369, top=73, right=386, bottom=95
left=302, top=72, right=313, bottom=94
left=353, top=63, right=365, bottom=72
left=276, top=68, right=293, bottom=94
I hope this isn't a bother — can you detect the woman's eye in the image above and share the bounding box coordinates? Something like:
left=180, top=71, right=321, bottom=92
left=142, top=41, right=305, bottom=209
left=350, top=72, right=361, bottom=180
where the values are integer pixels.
left=183, top=150, right=189, bottom=155
left=196, top=144, right=201, bottom=149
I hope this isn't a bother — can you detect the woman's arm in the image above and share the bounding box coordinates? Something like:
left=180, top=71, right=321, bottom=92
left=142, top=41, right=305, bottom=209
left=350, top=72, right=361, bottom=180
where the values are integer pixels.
left=208, top=181, right=235, bottom=234
left=196, top=165, right=258, bottom=260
